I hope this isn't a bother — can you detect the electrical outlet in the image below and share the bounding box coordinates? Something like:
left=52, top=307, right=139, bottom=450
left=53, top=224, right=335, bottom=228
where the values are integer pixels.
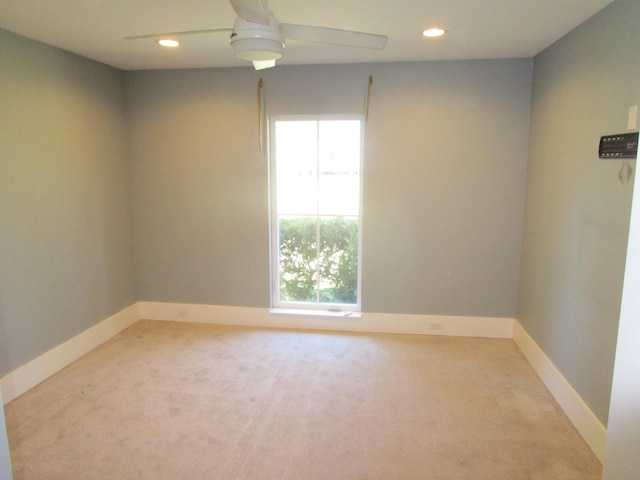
left=429, top=321, right=443, bottom=331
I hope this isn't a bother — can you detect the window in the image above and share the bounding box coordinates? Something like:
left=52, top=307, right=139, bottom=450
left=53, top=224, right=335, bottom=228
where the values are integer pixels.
left=269, top=115, right=363, bottom=312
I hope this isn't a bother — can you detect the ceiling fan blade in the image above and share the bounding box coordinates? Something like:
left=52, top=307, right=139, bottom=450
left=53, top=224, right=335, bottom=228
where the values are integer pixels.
left=281, top=24, right=387, bottom=49
left=229, top=0, right=271, bottom=26
left=124, top=28, right=232, bottom=40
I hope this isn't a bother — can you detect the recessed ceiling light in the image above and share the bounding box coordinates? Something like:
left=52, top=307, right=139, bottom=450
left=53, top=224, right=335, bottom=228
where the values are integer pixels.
left=157, top=39, right=180, bottom=47
left=422, top=28, right=446, bottom=38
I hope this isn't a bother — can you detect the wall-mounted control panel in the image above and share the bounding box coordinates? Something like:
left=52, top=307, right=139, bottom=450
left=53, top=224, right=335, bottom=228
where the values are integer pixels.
left=599, top=132, right=639, bottom=159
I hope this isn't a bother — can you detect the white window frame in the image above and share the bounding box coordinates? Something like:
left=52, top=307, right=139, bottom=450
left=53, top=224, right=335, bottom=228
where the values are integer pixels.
left=268, top=114, right=364, bottom=313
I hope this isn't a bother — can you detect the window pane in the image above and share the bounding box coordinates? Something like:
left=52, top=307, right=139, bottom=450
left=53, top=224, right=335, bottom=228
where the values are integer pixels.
left=275, top=121, right=318, bottom=215
left=319, top=121, right=361, bottom=216
left=318, top=217, right=359, bottom=304
left=278, top=216, right=318, bottom=302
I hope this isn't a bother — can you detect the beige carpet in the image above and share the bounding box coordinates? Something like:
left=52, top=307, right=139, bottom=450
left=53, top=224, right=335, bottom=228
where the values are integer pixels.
left=5, top=320, right=602, bottom=479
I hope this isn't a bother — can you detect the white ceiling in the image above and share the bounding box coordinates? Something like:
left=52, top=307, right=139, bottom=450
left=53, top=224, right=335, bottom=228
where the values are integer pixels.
left=0, top=0, right=617, bottom=71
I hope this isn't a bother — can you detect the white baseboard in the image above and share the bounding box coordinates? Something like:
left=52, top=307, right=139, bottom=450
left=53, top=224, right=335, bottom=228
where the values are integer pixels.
left=513, top=320, right=607, bottom=462
left=0, top=303, right=139, bottom=405
left=139, top=301, right=514, bottom=338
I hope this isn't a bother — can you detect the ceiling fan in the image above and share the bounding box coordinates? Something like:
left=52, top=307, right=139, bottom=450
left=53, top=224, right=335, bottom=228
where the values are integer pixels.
left=125, top=0, right=388, bottom=70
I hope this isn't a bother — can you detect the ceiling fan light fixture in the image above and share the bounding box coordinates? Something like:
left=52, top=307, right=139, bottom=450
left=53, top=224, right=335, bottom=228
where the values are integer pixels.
left=231, top=37, right=284, bottom=61
left=230, top=16, right=284, bottom=63
left=253, top=59, right=277, bottom=70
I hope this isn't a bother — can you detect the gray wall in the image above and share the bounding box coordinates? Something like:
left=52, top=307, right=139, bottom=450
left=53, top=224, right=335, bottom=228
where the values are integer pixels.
left=517, top=0, right=640, bottom=425
left=0, top=29, right=138, bottom=376
left=128, top=59, right=532, bottom=317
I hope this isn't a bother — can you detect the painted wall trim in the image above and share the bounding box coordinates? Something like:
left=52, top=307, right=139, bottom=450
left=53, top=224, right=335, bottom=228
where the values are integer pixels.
left=0, top=303, right=139, bottom=405
left=513, top=320, right=607, bottom=462
left=139, top=301, right=514, bottom=338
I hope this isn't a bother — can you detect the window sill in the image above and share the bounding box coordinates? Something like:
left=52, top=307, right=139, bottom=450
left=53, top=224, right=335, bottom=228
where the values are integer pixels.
left=270, top=308, right=361, bottom=319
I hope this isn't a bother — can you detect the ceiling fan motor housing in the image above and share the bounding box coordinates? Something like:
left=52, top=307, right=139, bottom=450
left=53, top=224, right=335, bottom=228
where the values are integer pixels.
left=230, top=16, right=285, bottom=62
